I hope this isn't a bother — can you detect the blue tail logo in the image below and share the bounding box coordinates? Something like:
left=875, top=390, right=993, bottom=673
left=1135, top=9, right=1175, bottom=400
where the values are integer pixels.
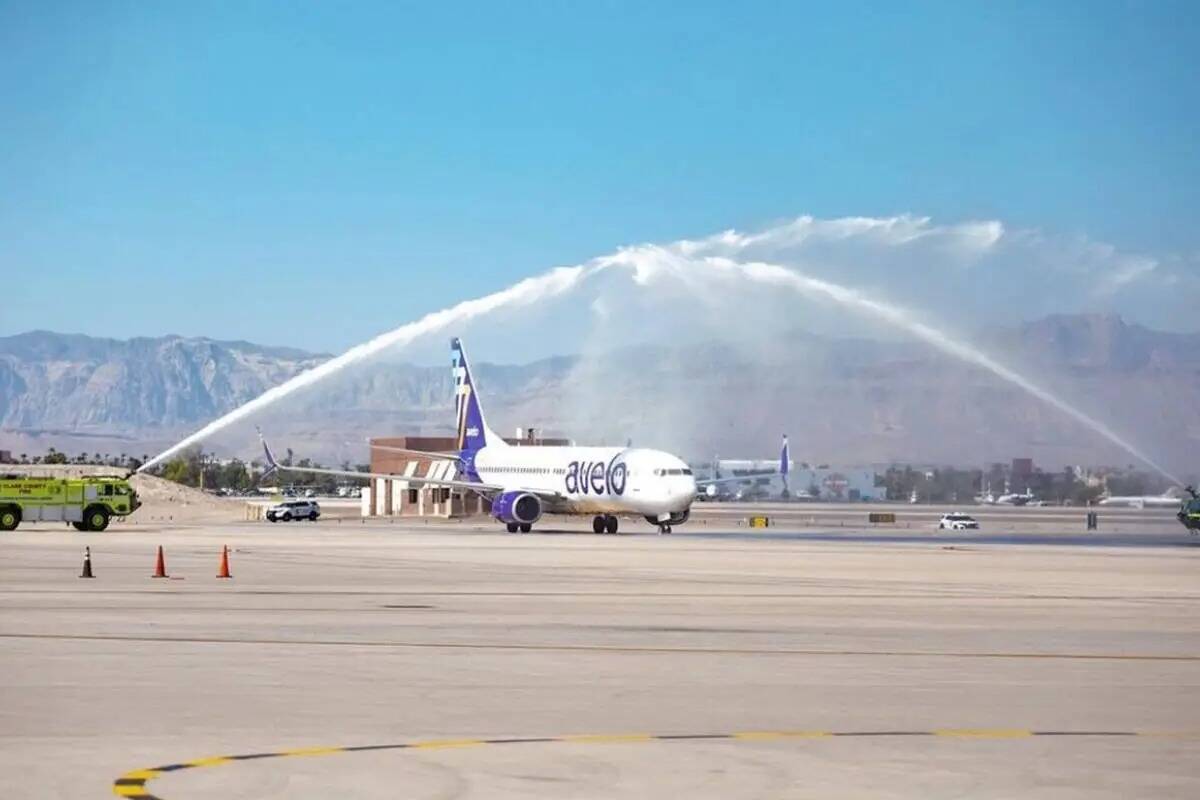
left=452, top=338, right=493, bottom=456
left=780, top=434, right=790, bottom=495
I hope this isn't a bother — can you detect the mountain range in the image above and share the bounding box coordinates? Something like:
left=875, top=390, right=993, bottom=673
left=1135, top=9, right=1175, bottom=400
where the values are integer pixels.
left=0, top=315, right=1197, bottom=478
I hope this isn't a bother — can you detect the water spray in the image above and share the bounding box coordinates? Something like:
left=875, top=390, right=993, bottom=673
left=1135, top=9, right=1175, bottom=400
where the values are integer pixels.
left=714, top=257, right=1183, bottom=486
left=136, top=265, right=591, bottom=473
left=137, top=225, right=1181, bottom=487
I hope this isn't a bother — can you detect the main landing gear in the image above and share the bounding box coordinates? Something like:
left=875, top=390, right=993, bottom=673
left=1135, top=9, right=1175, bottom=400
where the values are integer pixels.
left=505, top=522, right=533, bottom=533
left=657, top=523, right=672, bottom=535
left=591, top=515, right=619, bottom=534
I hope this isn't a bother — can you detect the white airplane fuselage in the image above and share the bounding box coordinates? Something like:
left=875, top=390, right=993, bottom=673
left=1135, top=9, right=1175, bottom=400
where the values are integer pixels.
left=1097, top=495, right=1181, bottom=509
left=471, top=444, right=697, bottom=519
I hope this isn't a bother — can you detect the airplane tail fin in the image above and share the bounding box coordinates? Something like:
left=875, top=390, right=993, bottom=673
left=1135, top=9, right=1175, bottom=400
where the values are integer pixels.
left=452, top=338, right=505, bottom=457
left=257, top=428, right=280, bottom=482
left=780, top=434, right=790, bottom=493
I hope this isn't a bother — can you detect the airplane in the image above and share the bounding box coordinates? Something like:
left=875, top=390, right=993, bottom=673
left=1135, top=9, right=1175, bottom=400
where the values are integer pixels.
left=1097, top=490, right=1186, bottom=509
left=994, top=489, right=1038, bottom=506
left=976, top=482, right=1038, bottom=506
left=258, top=338, right=704, bottom=534
left=700, top=435, right=792, bottom=500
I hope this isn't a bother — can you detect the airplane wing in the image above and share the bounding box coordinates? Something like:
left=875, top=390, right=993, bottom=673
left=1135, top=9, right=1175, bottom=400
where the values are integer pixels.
left=258, top=433, right=566, bottom=502
left=280, top=462, right=504, bottom=495
left=695, top=472, right=777, bottom=486
left=368, top=441, right=461, bottom=460
left=258, top=434, right=503, bottom=495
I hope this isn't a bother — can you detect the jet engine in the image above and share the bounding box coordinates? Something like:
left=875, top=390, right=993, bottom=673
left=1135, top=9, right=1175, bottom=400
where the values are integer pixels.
left=491, top=491, right=543, bottom=526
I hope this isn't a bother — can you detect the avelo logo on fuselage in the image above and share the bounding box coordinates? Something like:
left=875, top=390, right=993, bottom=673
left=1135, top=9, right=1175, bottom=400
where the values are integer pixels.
left=564, top=455, right=627, bottom=496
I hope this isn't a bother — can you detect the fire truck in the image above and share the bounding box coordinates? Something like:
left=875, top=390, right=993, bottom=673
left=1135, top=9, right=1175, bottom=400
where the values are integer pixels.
left=0, top=475, right=141, bottom=531
left=1180, top=486, right=1200, bottom=534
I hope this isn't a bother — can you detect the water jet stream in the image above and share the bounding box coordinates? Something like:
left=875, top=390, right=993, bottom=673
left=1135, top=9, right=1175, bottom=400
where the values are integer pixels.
left=137, top=266, right=589, bottom=472
left=711, top=257, right=1181, bottom=485
left=138, top=238, right=1179, bottom=487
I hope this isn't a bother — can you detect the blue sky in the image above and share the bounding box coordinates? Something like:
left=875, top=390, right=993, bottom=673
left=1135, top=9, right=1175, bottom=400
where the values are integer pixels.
left=2, top=1, right=1197, bottom=352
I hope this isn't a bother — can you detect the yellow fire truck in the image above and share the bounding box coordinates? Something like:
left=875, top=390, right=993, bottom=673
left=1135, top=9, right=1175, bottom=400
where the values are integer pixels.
left=0, top=475, right=141, bottom=531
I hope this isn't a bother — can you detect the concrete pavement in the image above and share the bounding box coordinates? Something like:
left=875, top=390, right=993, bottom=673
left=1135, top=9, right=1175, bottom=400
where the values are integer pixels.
left=1, top=518, right=1197, bottom=798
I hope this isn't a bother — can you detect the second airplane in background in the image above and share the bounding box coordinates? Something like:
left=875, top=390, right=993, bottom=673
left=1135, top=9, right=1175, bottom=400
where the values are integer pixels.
left=262, top=338, right=705, bottom=533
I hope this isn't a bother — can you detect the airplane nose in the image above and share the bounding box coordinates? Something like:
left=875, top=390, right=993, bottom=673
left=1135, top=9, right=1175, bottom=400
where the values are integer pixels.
left=673, top=479, right=697, bottom=505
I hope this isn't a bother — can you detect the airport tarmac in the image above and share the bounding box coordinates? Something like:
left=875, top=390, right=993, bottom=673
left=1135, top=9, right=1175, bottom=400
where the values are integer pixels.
left=1, top=514, right=1198, bottom=799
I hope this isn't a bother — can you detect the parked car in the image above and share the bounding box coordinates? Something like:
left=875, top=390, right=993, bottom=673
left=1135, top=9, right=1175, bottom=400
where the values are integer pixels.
left=266, top=499, right=320, bottom=522
left=938, top=512, right=979, bottom=530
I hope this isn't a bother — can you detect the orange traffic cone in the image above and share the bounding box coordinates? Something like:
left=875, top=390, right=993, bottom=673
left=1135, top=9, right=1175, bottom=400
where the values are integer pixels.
left=79, top=546, right=94, bottom=579
left=152, top=546, right=168, bottom=578
left=216, top=545, right=232, bottom=579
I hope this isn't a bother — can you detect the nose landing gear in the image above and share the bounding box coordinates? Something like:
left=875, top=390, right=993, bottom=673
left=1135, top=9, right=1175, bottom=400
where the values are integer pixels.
left=645, top=513, right=684, bottom=534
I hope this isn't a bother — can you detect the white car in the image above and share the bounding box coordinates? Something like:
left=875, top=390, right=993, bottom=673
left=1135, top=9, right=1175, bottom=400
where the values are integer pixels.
left=938, top=512, right=979, bottom=530
left=266, top=499, right=320, bottom=522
